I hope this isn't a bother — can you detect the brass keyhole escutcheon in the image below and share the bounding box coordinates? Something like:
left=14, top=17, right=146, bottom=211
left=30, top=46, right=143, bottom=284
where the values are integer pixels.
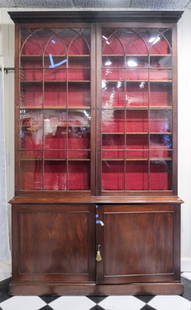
left=96, top=244, right=102, bottom=262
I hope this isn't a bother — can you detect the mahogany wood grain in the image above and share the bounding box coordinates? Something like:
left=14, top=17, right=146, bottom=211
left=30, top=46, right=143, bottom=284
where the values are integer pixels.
left=12, top=204, right=96, bottom=283
left=10, top=195, right=183, bottom=204
left=10, top=282, right=183, bottom=296
left=9, top=11, right=183, bottom=296
left=100, top=204, right=180, bottom=284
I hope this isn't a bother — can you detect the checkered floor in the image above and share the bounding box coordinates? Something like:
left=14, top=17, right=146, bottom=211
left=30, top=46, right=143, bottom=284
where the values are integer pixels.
left=0, top=274, right=191, bottom=310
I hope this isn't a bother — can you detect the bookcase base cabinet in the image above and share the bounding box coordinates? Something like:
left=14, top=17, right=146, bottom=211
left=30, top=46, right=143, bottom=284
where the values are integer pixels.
left=10, top=203, right=183, bottom=296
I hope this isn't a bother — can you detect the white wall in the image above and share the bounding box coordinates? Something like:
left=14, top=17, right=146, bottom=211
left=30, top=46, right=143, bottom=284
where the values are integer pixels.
left=178, top=8, right=191, bottom=271
left=0, top=7, right=191, bottom=279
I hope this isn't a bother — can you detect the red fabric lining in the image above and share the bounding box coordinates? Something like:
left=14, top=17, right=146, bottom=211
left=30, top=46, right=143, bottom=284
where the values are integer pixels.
left=44, top=85, right=67, bottom=107
left=44, top=161, right=67, bottom=190
left=21, top=161, right=42, bottom=190
left=125, top=162, right=149, bottom=190
left=21, top=85, right=43, bottom=107
left=150, top=162, right=170, bottom=190
left=68, top=84, right=90, bottom=107
left=68, top=162, right=90, bottom=190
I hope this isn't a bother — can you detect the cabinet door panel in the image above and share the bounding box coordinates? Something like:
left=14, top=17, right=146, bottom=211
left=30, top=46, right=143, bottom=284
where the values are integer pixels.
left=98, top=204, right=179, bottom=284
left=13, top=204, right=95, bottom=282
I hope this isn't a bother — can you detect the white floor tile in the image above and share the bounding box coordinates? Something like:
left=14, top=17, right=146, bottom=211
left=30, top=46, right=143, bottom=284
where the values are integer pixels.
left=49, top=296, right=96, bottom=310
left=148, top=295, right=191, bottom=310
left=98, top=296, right=145, bottom=310
left=0, top=296, right=46, bottom=310
left=182, top=272, right=191, bottom=281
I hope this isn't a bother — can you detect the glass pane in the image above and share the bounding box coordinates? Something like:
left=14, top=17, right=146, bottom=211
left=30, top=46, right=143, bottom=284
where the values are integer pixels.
left=68, top=162, right=90, bottom=190
left=126, top=111, right=148, bottom=133
left=19, top=27, right=91, bottom=191
left=44, top=161, right=67, bottom=190
left=150, top=55, right=172, bottom=68
left=20, top=84, right=43, bottom=108
left=68, top=127, right=90, bottom=149
left=126, top=161, right=149, bottom=190
left=150, top=83, right=172, bottom=107
left=68, top=84, right=90, bottom=107
left=126, top=82, right=148, bottom=107
left=144, top=29, right=171, bottom=55
left=102, top=161, right=125, bottom=190
left=102, top=56, right=124, bottom=68
left=44, top=84, right=67, bottom=108
left=126, top=56, right=148, bottom=68
left=20, top=68, right=43, bottom=81
left=44, top=110, right=67, bottom=149
left=102, top=110, right=125, bottom=133
left=20, top=110, right=43, bottom=150
left=126, top=68, right=148, bottom=81
left=149, top=110, right=172, bottom=133
left=102, top=81, right=125, bottom=108
left=149, top=69, right=172, bottom=81
left=126, top=135, right=149, bottom=159
left=19, top=151, right=43, bottom=190
left=150, top=159, right=172, bottom=190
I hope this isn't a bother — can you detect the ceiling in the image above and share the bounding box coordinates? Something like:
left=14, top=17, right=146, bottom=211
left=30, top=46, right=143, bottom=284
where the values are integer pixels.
left=0, top=0, right=191, bottom=9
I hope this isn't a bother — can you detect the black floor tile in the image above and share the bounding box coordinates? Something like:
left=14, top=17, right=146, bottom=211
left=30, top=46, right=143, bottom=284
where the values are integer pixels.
left=136, top=295, right=155, bottom=303
left=40, top=296, right=60, bottom=304
left=141, top=305, right=157, bottom=310
left=39, top=306, right=54, bottom=310
left=181, top=277, right=191, bottom=301
left=90, top=306, right=105, bottom=310
left=87, top=296, right=107, bottom=304
left=0, top=279, right=11, bottom=303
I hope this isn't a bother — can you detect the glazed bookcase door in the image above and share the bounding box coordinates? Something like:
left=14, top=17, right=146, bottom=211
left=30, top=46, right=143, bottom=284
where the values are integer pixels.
left=17, top=26, right=93, bottom=192
left=100, top=26, right=175, bottom=194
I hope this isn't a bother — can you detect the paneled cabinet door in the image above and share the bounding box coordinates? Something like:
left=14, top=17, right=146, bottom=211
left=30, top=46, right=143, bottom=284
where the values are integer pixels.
left=96, top=204, right=180, bottom=284
left=12, top=204, right=95, bottom=283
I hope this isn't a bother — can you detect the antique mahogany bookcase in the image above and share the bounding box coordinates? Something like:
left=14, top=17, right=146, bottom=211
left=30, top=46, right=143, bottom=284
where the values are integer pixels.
left=9, top=11, right=183, bottom=295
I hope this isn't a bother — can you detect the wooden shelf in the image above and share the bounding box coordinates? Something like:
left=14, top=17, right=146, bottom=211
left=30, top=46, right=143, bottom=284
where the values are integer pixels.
left=102, top=66, right=172, bottom=70
left=20, top=158, right=90, bottom=161
left=21, top=80, right=90, bottom=84
left=102, top=106, right=172, bottom=110
left=21, top=54, right=90, bottom=58
left=104, top=80, right=172, bottom=83
left=101, top=132, right=172, bottom=135
left=102, top=54, right=172, bottom=57
left=20, top=106, right=91, bottom=110
left=102, top=157, right=172, bottom=161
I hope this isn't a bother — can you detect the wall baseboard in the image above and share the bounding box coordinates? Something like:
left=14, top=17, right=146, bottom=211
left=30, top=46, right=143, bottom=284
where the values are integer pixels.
left=0, top=260, right=11, bottom=281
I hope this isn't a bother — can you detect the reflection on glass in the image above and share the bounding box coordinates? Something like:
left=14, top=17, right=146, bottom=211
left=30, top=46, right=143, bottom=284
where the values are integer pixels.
left=150, top=160, right=171, bottom=190
left=102, top=110, right=125, bottom=133
left=126, top=82, right=148, bottom=107
left=68, top=110, right=91, bottom=127
left=19, top=151, right=43, bottom=190
left=126, top=56, right=148, bottom=68
left=20, top=85, right=43, bottom=107
left=102, top=81, right=125, bottom=108
left=150, top=83, right=172, bottom=107
left=126, top=68, right=148, bottom=81
left=150, top=55, right=172, bottom=68
left=149, top=110, right=172, bottom=133
left=20, top=110, right=43, bottom=150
